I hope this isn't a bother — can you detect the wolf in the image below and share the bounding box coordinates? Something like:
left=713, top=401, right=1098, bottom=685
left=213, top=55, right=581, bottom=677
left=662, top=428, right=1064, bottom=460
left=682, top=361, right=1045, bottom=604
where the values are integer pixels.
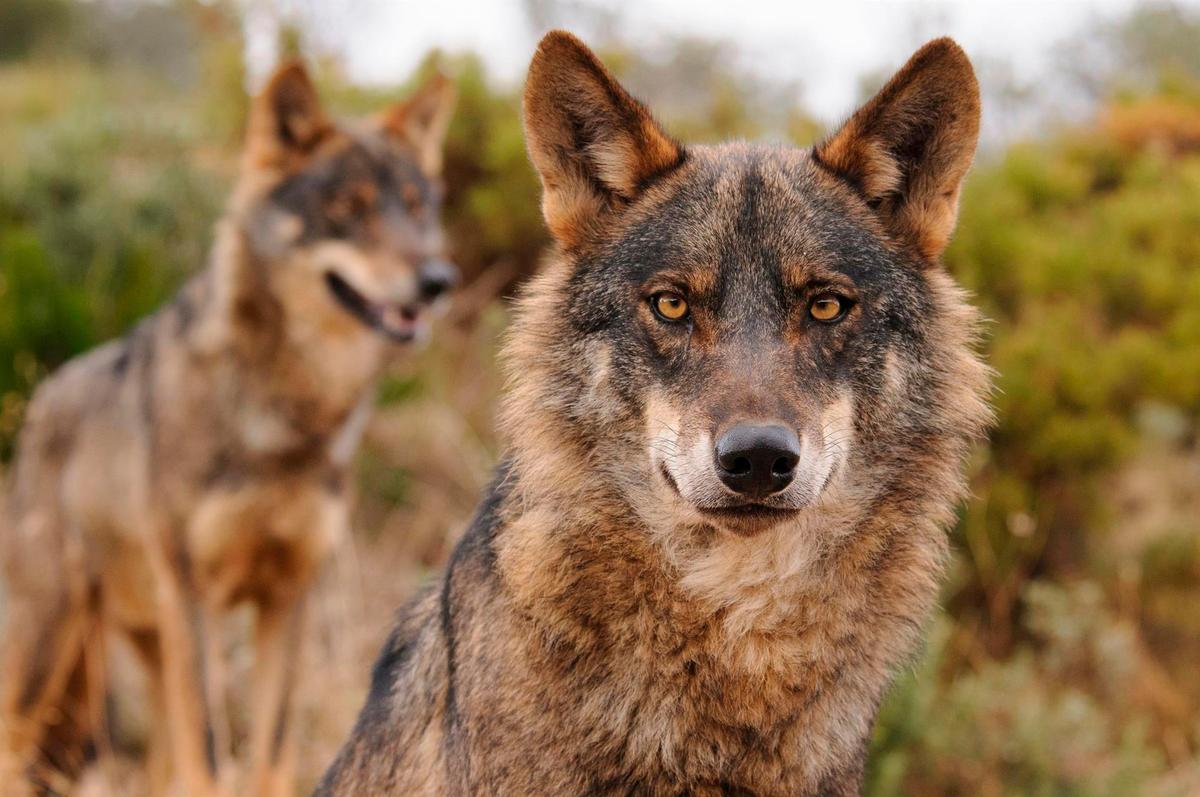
left=0, top=62, right=456, bottom=796
left=318, top=30, right=991, bottom=796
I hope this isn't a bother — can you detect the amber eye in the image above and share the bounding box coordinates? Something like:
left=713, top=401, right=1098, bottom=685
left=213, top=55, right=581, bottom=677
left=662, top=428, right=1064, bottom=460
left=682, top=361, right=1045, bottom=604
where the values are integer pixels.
left=650, top=292, right=690, bottom=322
left=331, top=184, right=377, bottom=224
left=809, top=294, right=847, bottom=323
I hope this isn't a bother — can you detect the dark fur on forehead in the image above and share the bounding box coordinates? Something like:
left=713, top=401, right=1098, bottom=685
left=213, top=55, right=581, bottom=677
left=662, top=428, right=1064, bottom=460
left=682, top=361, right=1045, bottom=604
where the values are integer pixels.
left=260, top=131, right=441, bottom=246
left=564, top=145, right=932, bottom=339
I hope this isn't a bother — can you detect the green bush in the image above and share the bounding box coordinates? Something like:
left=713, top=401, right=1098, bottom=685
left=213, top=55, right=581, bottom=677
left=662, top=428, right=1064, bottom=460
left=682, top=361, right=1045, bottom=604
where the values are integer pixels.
left=948, top=113, right=1200, bottom=637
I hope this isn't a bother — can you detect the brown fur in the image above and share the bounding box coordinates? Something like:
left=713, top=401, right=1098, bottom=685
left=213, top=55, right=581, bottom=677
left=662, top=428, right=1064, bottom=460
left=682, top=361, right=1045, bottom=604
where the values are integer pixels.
left=1, top=62, right=455, bottom=796
left=319, top=31, right=990, bottom=796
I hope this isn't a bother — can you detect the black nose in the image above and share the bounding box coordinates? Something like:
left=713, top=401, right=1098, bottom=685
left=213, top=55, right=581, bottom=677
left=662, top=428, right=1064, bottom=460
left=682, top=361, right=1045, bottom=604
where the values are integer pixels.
left=714, top=424, right=802, bottom=498
left=417, top=258, right=458, bottom=302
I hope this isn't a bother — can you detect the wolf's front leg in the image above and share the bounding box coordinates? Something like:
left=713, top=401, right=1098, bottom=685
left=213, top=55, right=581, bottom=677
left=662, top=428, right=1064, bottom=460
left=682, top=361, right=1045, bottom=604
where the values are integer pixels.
left=246, top=595, right=305, bottom=797
left=147, top=539, right=228, bottom=797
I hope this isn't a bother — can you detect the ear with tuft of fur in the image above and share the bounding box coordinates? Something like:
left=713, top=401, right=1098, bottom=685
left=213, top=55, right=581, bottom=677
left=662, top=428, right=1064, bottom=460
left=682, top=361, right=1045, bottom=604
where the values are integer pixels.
left=523, top=30, right=684, bottom=249
left=814, top=38, right=980, bottom=262
left=244, top=61, right=331, bottom=171
left=382, top=72, right=457, bottom=174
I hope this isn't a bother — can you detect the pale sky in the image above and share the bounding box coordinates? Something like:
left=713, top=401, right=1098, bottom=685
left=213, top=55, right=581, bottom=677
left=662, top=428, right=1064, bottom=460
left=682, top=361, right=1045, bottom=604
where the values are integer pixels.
left=242, top=0, right=1194, bottom=132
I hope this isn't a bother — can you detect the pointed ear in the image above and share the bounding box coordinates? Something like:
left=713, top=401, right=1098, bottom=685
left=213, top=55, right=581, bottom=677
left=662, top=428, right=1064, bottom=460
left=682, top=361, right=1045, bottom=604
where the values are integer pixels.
left=245, top=62, right=332, bottom=170
left=814, top=38, right=980, bottom=262
left=382, top=72, right=457, bottom=174
left=523, top=31, right=684, bottom=249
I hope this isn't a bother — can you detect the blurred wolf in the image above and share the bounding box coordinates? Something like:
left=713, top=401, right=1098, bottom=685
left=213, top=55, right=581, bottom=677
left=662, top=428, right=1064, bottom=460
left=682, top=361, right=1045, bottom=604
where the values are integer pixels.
left=319, top=31, right=990, bottom=797
left=0, top=62, right=456, bottom=796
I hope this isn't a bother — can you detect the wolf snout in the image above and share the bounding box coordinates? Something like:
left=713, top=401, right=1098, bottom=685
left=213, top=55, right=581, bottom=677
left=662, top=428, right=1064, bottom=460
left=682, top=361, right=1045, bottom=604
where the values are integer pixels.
left=714, top=423, right=801, bottom=499
left=417, top=258, right=458, bottom=302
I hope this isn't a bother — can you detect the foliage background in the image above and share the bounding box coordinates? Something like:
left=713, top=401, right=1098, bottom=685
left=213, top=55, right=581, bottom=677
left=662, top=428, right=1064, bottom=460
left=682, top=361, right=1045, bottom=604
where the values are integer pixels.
left=1, top=1, right=1198, bottom=794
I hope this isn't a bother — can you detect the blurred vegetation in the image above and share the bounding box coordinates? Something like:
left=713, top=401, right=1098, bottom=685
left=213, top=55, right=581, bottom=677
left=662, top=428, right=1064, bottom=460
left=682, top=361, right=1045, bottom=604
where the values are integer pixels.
left=867, top=10, right=1200, bottom=790
left=0, top=1, right=1198, bottom=794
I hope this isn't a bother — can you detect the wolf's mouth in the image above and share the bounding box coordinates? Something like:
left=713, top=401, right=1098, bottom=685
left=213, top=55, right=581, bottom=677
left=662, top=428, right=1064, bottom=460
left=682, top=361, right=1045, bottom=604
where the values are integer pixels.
left=695, top=503, right=798, bottom=535
left=325, top=271, right=423, bottom=343
left=696, top=504, right=796, bottom=521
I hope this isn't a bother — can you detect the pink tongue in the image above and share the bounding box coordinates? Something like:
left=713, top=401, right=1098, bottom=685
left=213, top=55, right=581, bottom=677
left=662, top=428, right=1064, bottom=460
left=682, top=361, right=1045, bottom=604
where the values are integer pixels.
left=380, top=305, right=420, bottom=329
left=381, top=303, right=424, bottom=331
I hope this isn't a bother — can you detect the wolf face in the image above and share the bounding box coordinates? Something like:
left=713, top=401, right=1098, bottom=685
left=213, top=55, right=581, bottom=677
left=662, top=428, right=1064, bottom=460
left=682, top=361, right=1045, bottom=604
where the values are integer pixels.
left=233, top=63, right=457, bottom=345
left=519, top=33, right=983, bottom=539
